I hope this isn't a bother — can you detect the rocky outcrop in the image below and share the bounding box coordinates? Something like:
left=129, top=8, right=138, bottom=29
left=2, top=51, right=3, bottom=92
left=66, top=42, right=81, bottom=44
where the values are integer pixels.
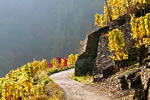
left=93, top=22, right=138, bottom=82
left=75, top=12, right=133, bottom=77
left=75, top=1, right=150, bottom=77
left=99, top=66, right=150, bottom=99
left=75, top=10, right=149, bottom=81
left=118, top=67, right=150, bottom=100
left=75, top=26, right=109, bottom=76
left=75, top=12, right=134, bottom=76
left=93, top=21, right=148, bottom=82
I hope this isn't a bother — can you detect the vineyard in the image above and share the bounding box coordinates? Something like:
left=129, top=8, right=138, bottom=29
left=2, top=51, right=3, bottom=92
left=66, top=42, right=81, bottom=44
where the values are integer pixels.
left=0, top=54, right=79, bottom=100
left=95, top=0, right=150, bottom=63
left=95, top=0, right=150, bottom=27
left=2, top=0, right=150, bottom=100
left=93, top=0, right=150, bottom=99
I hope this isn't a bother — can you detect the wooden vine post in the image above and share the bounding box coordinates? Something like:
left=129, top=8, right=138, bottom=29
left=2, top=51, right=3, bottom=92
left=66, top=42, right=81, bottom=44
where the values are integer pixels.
left=105, top=0, right=112, bottom=24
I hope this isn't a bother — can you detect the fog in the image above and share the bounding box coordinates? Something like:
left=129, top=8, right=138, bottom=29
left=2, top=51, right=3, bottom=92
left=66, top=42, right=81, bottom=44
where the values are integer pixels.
left=0, top=0, right=105, bottom=76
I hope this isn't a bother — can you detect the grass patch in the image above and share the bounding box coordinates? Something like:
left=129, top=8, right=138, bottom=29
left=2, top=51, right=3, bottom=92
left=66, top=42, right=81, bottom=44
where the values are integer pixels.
left=43, top=82, right=65, bottom=100
left=47, top=65, right=74, bottom=75
left=70, top=73, right=93, bottom=84
left=32, top=70, right=65, bottom=100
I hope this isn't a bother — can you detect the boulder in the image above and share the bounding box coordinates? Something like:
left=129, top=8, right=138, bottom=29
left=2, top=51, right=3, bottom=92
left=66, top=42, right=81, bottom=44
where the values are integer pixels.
left=75, top=52, right=96, bottom=76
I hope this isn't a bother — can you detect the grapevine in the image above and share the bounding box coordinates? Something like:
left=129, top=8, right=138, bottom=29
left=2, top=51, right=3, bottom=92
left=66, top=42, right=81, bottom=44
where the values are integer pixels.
left=130, top=13, right=150, bottom=48
left=108, top=29, right=128, bottom=61
left=0, top=53, right=79, bottom=100
left=95, top=0, right=150, bottom=27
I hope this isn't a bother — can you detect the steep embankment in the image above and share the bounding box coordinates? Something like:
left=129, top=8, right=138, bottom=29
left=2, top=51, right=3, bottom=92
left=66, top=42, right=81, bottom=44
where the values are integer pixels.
left=50, top=68, right=112, bottom=100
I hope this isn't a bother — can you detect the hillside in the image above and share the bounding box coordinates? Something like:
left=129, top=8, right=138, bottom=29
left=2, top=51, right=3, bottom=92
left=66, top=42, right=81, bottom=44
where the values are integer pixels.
left=75, top=0, right=150, bottom=100
left=0, top=54, right=78, bottom=100
left=1, top=0, right=150, bottom=100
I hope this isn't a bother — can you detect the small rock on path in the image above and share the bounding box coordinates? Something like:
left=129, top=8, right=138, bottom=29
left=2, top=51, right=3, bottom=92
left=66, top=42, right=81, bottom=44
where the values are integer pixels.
left=50, top=68, right=112, bottom=100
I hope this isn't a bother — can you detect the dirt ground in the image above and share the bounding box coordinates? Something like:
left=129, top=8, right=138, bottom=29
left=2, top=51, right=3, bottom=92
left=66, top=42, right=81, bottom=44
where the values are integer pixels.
left=50, top=68, right=112, bottom=100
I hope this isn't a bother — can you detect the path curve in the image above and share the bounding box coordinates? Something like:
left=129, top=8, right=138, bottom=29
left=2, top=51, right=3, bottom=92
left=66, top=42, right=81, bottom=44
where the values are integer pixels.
left=50, top=68, right=112, bottom=100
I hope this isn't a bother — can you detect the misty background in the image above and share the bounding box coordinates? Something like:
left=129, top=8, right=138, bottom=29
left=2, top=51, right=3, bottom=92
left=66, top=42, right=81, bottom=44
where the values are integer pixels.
left=0, top=0, right=105, bottom=77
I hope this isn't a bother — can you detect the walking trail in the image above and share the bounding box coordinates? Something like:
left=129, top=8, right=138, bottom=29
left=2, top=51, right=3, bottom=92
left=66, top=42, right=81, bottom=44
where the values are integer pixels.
left=50, top=68, right=112, bottom=100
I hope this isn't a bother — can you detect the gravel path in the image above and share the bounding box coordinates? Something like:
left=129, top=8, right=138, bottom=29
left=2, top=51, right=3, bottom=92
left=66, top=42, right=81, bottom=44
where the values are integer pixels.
left=50, top=68, right=112, bottom=100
